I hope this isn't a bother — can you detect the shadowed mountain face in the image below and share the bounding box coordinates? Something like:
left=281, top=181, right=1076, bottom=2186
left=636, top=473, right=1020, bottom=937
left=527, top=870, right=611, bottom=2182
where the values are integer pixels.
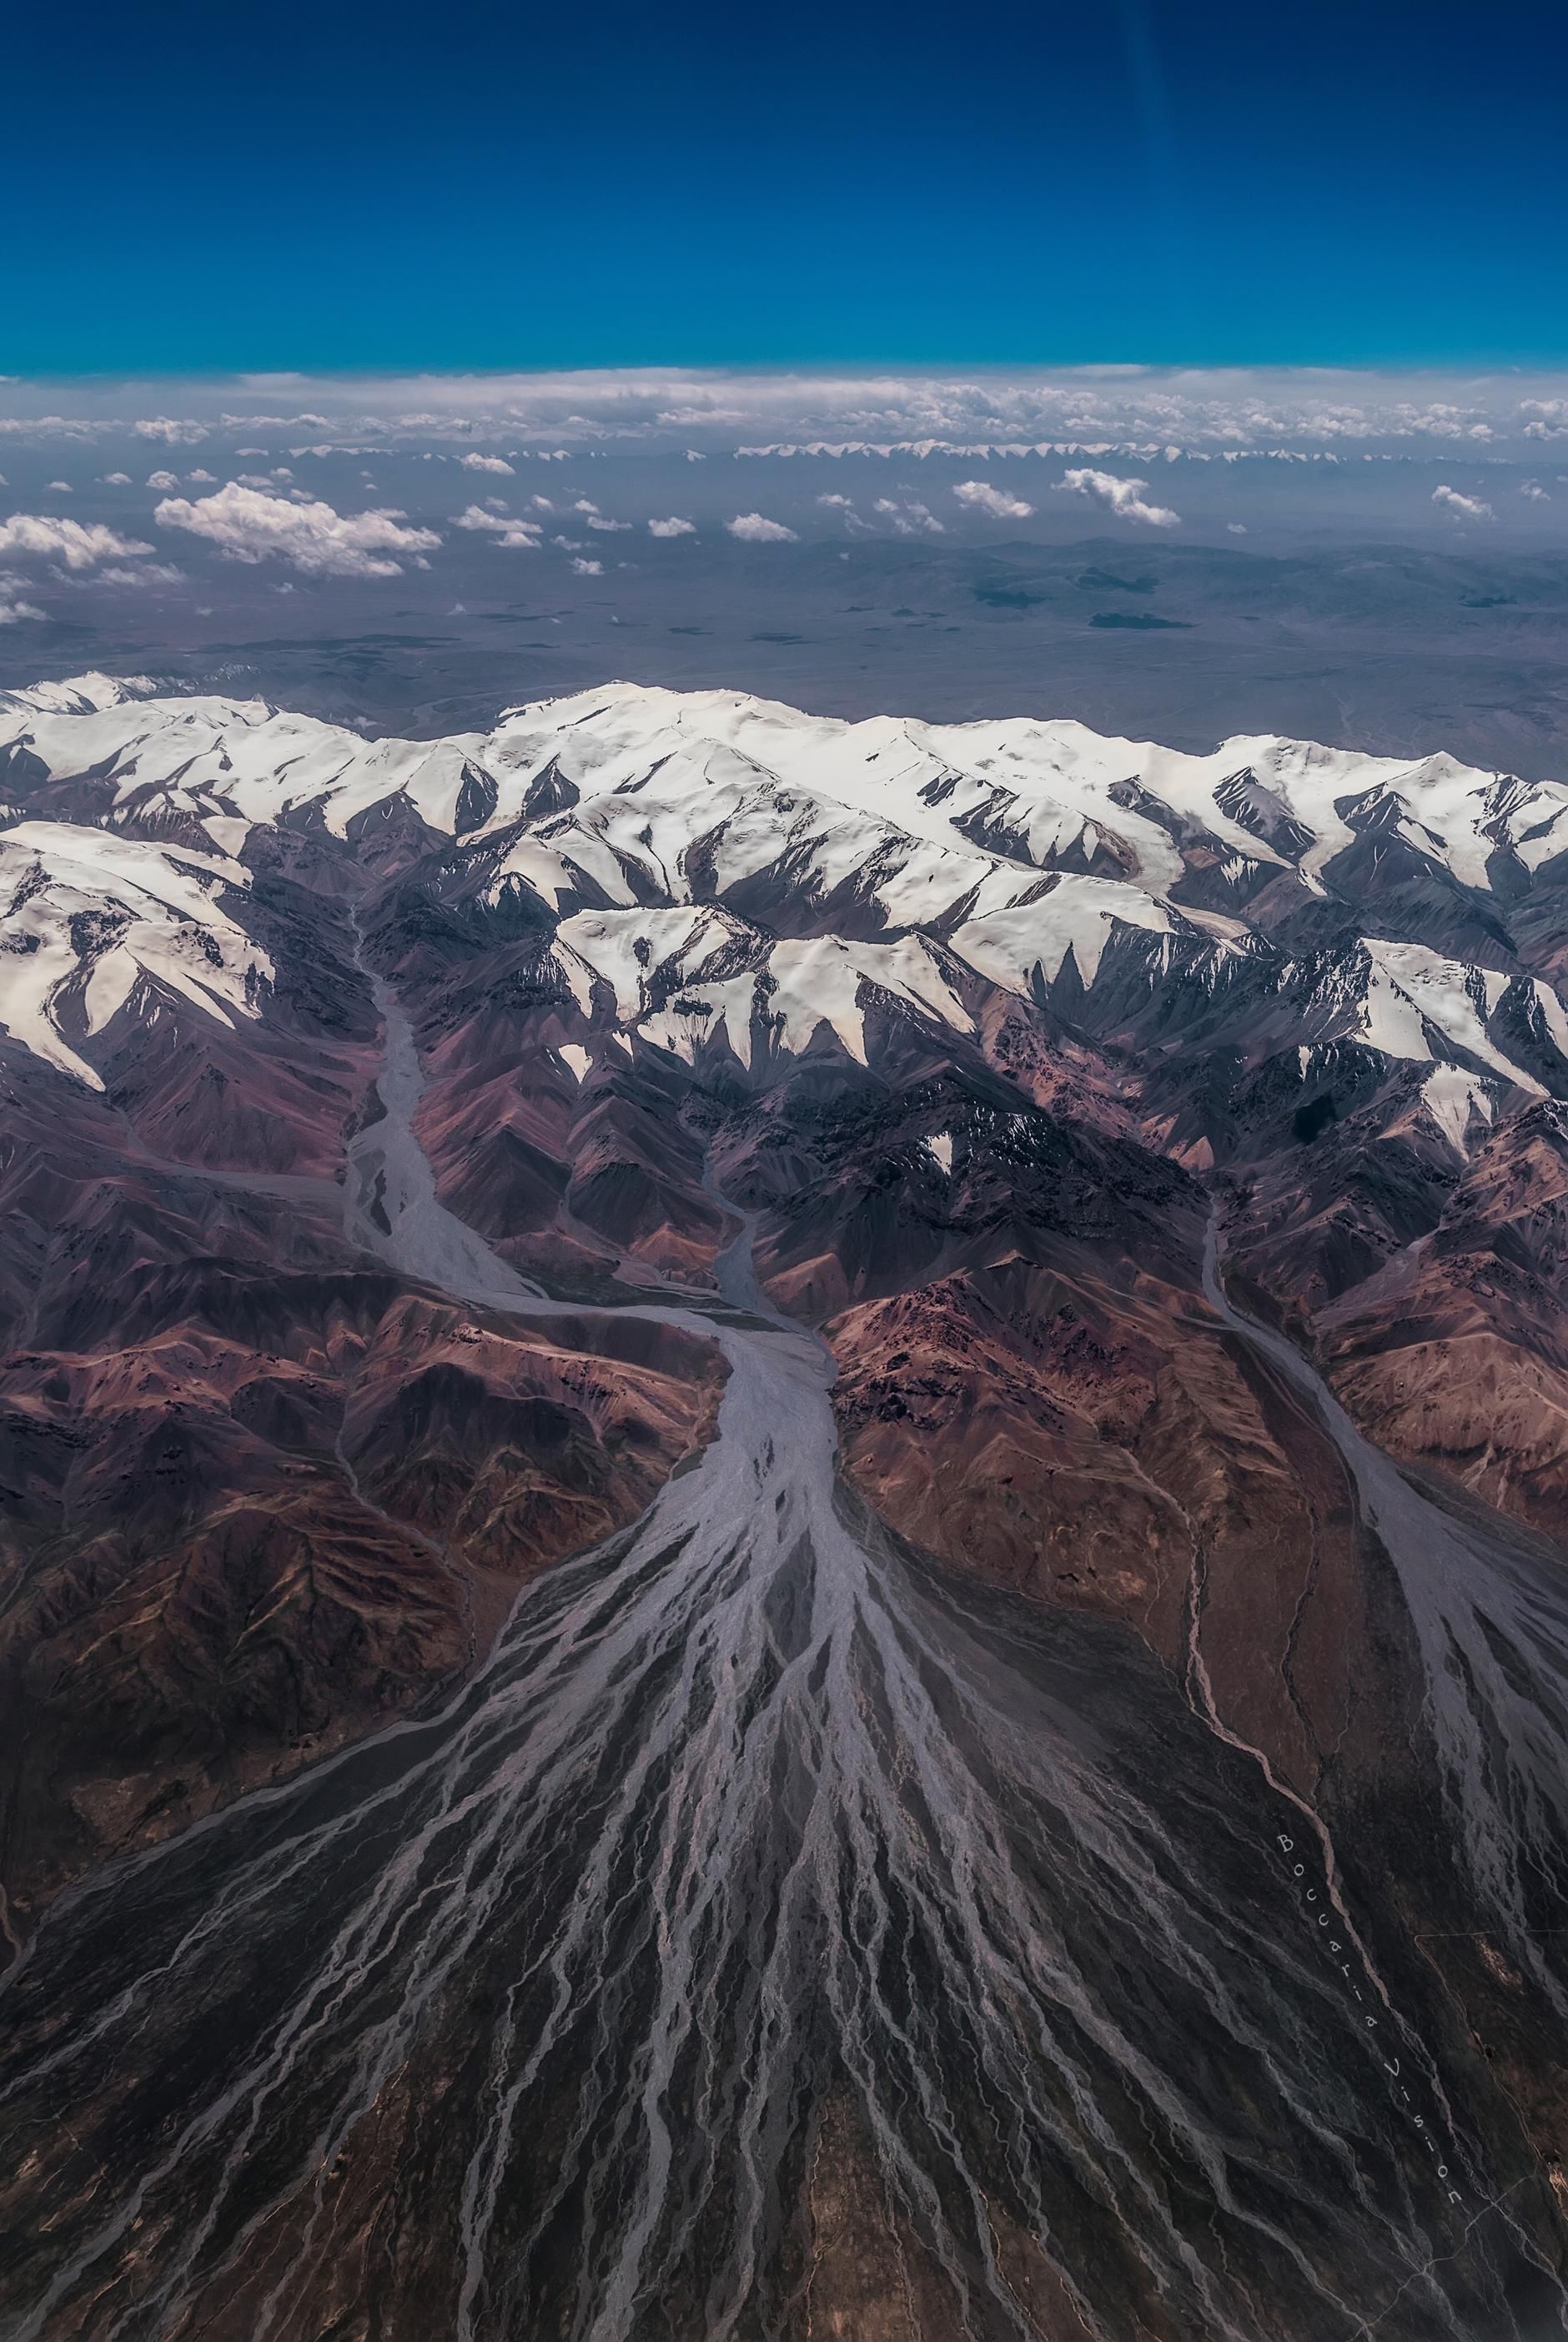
left=3, top=673, right=1568, bottom=2336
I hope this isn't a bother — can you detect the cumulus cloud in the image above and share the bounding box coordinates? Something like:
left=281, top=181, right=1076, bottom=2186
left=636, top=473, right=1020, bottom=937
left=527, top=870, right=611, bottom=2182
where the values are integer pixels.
left=569, top=555, right=604, bottom=575
left=647, top=515, right=696, bottom=536
left=187, top=468, right=216, bottom=483
left=0, top=575, right=45, bottom=625
left=154, top=481, right=441, bottom=575
left=1521, top=481, right=1551, bottom=503
left=1432, top=484, right=1494, bottom=522
left=146, top=469, right=181, bottom=491
left=46, top=480, right=72, bottom=494
left=952, top=480, right=1034, bottom=520
left=1055, top=469, right=1180, bottom=527
left=102, top=472, right=132, bottom=485
left=566, top=498, right=626, bottom=530
left=460, top=452, right=515, bottom=474
left=817, top=492, right=855, bottom=509
left=1227, top=521, right=1248, bottom=533
left=725, top=511, right=798, bottom=541
left=873, top=496, right=944, bottom=535
left=452, top=503, right=542, bottom=547
left=133, top=417, right=209, bottom=445
left=0, top=514, right=153, bottom=570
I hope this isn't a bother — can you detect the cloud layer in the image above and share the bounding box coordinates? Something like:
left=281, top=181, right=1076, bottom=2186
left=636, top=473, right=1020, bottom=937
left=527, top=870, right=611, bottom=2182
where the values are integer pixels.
left=9, top=368, right=1568, bottom=467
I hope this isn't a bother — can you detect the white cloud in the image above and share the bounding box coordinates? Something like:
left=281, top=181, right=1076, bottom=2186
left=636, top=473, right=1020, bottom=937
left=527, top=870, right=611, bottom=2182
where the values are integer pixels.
left=93, top=562, right=185, bottom=589
left=146, top=470, right=181, bottom=491
left=187, top=468, right=216, bottom=483
left=452, top=503, right=542, bottom=547
left=154, top=481, right=440, bottom=575
left=20, top=367, right=1568, bottom=465
left=726, top=511, right=798, bottom=541
left=133, top=417, right=209, bottom=445
left=566, top=498, right=628, bottom=530
left=1521, top=481, right=1551, bottom=503
left=1055, top=469, right=1180, bottom=527
left=531, top=495, right=555, bottom=510
left=1432, top=484, right=1494, bottom=522
left=952, top=480, right=1034, bottom=520
left=647, top=515, right=696, bottom=536
left=569, top=555, right=604, bottom=575
left=46, top=480, right=72, bottom=494
left=0, top=515, right=153, bottom=570
left=1227, top=521, right=1248, bottom=533
left=103, top=472, right=132, bottom=485
left=0, top=575, right=44, bottom=625
left=873, top=496, right=944, bottom=535
left=817, top=492, right=855, bottom=509
left=460, top=452, right=515, bottom=475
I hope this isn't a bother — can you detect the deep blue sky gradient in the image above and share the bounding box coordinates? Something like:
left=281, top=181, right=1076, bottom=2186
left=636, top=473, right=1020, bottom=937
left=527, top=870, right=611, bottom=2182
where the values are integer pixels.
left=9, top=0, right=1565, bottom=373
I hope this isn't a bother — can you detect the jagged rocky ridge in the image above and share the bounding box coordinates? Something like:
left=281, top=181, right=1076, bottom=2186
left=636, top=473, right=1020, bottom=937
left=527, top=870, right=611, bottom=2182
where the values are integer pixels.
left=3, top=675, right=1568, bottom=2335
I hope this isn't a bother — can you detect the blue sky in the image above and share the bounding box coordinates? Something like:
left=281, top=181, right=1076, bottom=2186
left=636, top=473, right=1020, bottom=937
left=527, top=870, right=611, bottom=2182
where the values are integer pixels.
left=9, top=0, right=1567, bottom=374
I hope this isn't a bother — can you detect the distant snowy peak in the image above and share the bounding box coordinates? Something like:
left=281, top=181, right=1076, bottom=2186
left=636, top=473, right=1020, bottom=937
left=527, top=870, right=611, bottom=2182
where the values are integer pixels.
left=0, top=821, right=271, bottom=1088
left=0, top=672, right=163, bottom=721
left=7, top=675, right=1568, bottom=912
left=5, top=674, right=1568, bottom=1108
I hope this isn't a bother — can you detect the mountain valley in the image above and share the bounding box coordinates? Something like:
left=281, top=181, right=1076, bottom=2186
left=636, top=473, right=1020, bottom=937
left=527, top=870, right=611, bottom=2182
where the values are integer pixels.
left=3, top=671, right=1568, bottom=2336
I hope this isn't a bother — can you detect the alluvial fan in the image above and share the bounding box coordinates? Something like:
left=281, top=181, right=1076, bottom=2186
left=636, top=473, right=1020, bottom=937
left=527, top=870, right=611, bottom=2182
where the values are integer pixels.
left=1, top=980, right=1565, bottom=2342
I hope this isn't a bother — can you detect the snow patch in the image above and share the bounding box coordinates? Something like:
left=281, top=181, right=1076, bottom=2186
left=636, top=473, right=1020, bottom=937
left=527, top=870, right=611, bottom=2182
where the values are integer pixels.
left=949, top=877, right=1171, bottom=994
left=0, top=822, right=272, bottom=1088
left=1423, top=1067, right=1494, bottom=1154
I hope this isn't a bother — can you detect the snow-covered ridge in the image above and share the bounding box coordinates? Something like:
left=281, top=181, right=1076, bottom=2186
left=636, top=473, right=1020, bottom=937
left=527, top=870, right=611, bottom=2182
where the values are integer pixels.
left=4, top=675, right=1568, bottom=1138
left=0, top=821, right=272, bottom=1088
left=6, top=673, right=1565, bottom=907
